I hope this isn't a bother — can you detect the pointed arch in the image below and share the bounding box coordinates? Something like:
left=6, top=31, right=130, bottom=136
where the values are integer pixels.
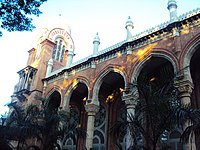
left=63, top=78, right=89, bottom=110
left=131, top=52, right=177, bottom=83
left=46, top=89, right=62, bottom=111
left=182, top=34, right=200, bottom=70
left=46, top=86, right=62, bottom=100
left=92, top=66, right=127, bottom=105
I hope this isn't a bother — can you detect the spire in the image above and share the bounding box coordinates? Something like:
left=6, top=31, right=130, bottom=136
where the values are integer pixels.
left=167, top=0, right=178, bottom=22
left=125, top=16, right=134, bottom=40
left=93, top=32, right=100, bottom=56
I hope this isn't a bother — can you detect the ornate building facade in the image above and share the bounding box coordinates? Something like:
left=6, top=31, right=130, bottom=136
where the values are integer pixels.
left=11, top=0, right=200, bottom=149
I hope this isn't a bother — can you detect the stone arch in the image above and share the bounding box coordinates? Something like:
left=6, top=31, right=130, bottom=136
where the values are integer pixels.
left=131, top=52, right=177, bottom=83
left=168, top=129, right=183, bottom=150
left=182, top=35, right=200, bottom=81
left=46, top=86, right=62, bottom=100
left=63, top=78, right=89, bottom=110
left=92, top=66, right=127, bottom=105
left=48, top=28, right=75, bottom=50
left=189, top=36, right=200, bottom=112
left=63, top=78, right=89, bottom=149
left=92, top=66, right=126, bottom=149
left=46, top=89, right=62, bottom=111
left=130, top=52, right=177, bottom=149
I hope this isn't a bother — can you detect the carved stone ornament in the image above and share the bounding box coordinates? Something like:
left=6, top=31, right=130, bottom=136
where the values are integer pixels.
left=85, top=103, right=100, bottom=115
left=174, top=78, right=193, bottom=97
left=122, top=83, right=139, bottom=106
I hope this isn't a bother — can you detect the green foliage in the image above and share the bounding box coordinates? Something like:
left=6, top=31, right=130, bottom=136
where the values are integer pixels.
left=3, top=92, right=86, bottom=150
left=5, top=103, right=43, bottom=150
left=176, top=106, right=200, bottom=143
left=0, top=0, right=47, bottom=36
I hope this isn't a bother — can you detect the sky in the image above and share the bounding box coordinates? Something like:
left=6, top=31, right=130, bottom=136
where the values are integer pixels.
left=0, top=0, right=199, bottom=115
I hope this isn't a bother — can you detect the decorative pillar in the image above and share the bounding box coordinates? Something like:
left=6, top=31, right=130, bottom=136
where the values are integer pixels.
left=42, top=81, right=47, bottom=98
left=45, top=58, right=53, bottom=78
left=167, top=0, right=178, bottom=22
left=175, top=78, right=193, bottom=105
left=175, top=77, right=196, bottom=150
left=66, top=50, right=74, bottom=67
left=85, top=103, right=100, bottom=150
left=122, top=83, right=139, bottom=148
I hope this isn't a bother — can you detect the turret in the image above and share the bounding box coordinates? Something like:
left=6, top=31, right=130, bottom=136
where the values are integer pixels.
left=46, top=59, right=53, bottom=77
left=125, top=16, right=134, bottom=40
left=167, top=0, right=178, bottom=22
left=93, top=32, right=100, bottom=56
left=66, top=48, right=74, bottom=67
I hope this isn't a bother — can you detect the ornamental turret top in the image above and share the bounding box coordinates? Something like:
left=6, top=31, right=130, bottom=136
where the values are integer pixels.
left=93, top=32, right=100, bottom=55
left=167, top=0, right=178, bottom=22
left=125, top=16, right=134, bottom=29
left=93, top=32, right=100, bottom=44
left=167, top=0, right=177, bottom=10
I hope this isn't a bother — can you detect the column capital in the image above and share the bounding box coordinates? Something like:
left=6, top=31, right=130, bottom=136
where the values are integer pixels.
left=85, top=103, right=99, bottom=115
left=122, top=83, right=139, bottom=107
left=175, top=77, right=193, bottom=97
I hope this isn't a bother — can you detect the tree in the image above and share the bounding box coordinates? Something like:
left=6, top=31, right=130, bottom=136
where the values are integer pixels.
left=176, top=105, right=200, bottom=145
left=4, top=94, right=86, bottom=150
left=5, top=102, right=43, bottom=150
left=0, top=0, right=47, bottom=36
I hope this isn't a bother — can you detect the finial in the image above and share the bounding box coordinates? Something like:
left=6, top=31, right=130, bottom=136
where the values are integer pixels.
left=93, top=32, right=100, bottom=44
left=125, top=16, right=134, bottom=29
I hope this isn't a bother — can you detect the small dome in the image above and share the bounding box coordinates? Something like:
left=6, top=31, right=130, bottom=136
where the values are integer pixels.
left=44, top=15, right=71, bottom=34
left=167, top=0, right=177, bottom=10
left=31, top=16, right=73, bottom=48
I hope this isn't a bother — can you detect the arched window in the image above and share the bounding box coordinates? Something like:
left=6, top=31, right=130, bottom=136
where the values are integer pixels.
left=63, top=137, right=76, bottom=150
left=93, top=103, right=106, bottom=150
left=60, top=45, right=65, bottom=62
left=52, top=41, right=57, bottom=59
left=93, top=131, right=105, bottom=150
left=169, top=130, right=183, bottom=150
left=63, top=108, right=79, bottom=150
left=52, top=38, right=66, bottom=62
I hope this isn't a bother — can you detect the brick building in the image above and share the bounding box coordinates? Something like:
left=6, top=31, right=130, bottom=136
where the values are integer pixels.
left=11, top=0, right=200, bottom=149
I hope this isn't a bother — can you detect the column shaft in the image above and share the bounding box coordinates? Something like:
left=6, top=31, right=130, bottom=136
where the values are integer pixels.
left=175, top=78, right=196, bottom=150
left=85, top=104, right=99, bottom=150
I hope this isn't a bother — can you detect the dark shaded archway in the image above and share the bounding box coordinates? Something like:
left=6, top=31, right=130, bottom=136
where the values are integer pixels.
left=137, top=57, right=174, bottom=84
left=63, top=82, right=88, bottom=150
left=96, top=71, right=125, bottom=150
left=137, top=57, right=178, bottom=150
left=190, top=44, right=200, bottom=149
left=190, top=46, right=200, bottom=109
left=47, top=91, right=61, bottom=111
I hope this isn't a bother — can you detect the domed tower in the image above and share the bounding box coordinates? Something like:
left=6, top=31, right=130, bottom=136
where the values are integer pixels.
left=29, top=16, right=75, bottom=70
left=12, top=16, right=75, bottom=104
